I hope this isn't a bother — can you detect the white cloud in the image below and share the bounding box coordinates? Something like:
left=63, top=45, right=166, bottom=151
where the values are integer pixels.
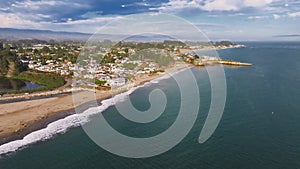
left=247, top=15, right=269, bottom=19
left=273, top=14, right=280, bottom=19
left=243, top=0, right=273, bottom=8
left=36, top=14, right=52, bottom=18
left=150, top=0, right=202, bottom=11
left=11, top=0, right=89, bottom=10
left=203, top=0, right=240, bottom=11
left=39, top=16, right=125, bottom=33
left=122, top=2, right=152, bottom=8
left=0, top=11, right=123, bottom=33
left=8, top=0, right=90, bottom=22
left=0, top=7, right=10, bottom=11
left=151, top=0, right=275, bottom=12
left=12, top=0, right=63, bottom=10
left=287, top=11, right=300, bottom=18
left=0, top=13, right=40, bottom=28
left=53, top=16, right=124, bottom=25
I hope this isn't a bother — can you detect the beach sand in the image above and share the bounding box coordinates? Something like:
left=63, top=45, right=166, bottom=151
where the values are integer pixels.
left=0, top=63, right=191, bottom=144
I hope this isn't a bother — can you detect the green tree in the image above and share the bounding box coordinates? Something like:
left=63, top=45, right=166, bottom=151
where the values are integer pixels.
left=41, top=46, right=51, bottom=53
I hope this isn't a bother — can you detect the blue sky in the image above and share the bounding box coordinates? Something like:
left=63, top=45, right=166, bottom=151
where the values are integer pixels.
left=0, top=0, right=300, bottom=41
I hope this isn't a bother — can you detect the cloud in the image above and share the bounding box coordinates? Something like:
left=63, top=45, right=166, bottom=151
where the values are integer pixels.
left=3, top=0, right=162, bottom=23
left=247, top=14, right=281, bottom=20
left=202, top=0, right=240, bottom=11
left=0, top=9, right=124, bottom=33
left=121, top=2, right=152, bottom=8
left=6, top=0, right=91, bottom=22
left=193, top=22, right=226, bottom=31
left=151, top=0, right=275, bottom=12
left=243, top=0, right=274, bottom=8
left=39, top=16, right=126, bottom=33
left=273, top=14, right=280, bottom=19
left=247, top=15, right=269, bottom=19
left=11, top=0, right=62, bottom=10
left=52, top=16, right=124, bottom=25
left=0, top=13, right=40, bottom=28
left=150, top=0, right=202, bottom=11
left=11, top=0, right=89, bottom=10
left=287, top=11, right=300, bottom=18
left=0, top=0, right=298, bottom=41
left=203, top=0, right=274, bottom=11
left=0, top=7, right=10, bottom=11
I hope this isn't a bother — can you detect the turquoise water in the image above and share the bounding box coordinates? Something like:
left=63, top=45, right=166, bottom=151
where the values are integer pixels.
left=0, top=42, right=300, bottom=169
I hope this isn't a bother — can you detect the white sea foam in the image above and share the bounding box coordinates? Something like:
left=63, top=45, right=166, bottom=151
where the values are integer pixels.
left=0, top=67, right=190, bottom=156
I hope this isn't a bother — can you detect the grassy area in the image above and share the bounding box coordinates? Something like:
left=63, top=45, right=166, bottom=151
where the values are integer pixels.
left=94, top=79, right=106, bottom=86
left=123, top=63, right=138, bottom=70
left=7, top=72, right=65, bottom=94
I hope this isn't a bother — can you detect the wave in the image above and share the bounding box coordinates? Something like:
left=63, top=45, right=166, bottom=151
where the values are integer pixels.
left=0, top=67, right=190, bottom=156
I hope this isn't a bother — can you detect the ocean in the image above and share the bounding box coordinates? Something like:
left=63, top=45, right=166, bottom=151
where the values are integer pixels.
left=0, top=42, right=300, bottom=169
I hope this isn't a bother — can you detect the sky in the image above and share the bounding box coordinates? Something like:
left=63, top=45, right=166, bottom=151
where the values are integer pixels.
left=0, top=0, right=300, bottom=41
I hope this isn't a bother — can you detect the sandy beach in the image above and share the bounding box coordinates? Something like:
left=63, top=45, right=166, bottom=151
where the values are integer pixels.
left=0, top=62, right=191, bottom=145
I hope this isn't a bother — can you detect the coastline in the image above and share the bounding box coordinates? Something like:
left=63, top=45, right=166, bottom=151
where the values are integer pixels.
left=0, top=62, right=191, bottom=146
left=179, top=45, right=246, bottom=53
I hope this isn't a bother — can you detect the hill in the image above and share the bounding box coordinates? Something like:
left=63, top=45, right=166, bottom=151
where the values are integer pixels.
left=0, top=28, right=180, bottom=42
left=0, top=28, right=92, bottom=41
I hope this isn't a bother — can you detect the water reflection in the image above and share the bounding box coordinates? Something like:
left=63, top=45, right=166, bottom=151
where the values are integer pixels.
left=0, top=76, right=43, bottom=93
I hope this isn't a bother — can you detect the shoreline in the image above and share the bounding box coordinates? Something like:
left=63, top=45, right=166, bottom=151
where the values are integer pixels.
left=179, top=45, right=246, bottom=54
left=0, top=62, right=191, bottom=146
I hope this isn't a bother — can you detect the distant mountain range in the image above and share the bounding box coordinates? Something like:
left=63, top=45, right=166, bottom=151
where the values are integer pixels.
left=0, top=28, right=92, bottom=41
left=273, top=34, right=300, bottom=38
left=0, top=28, right=177, bottom=41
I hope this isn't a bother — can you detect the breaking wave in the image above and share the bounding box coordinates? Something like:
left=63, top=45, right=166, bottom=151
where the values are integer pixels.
left=0, top=68, right=190, bottom=156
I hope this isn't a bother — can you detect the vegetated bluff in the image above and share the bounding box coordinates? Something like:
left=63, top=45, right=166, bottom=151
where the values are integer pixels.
left=0, top=49, right=25, bottom=77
